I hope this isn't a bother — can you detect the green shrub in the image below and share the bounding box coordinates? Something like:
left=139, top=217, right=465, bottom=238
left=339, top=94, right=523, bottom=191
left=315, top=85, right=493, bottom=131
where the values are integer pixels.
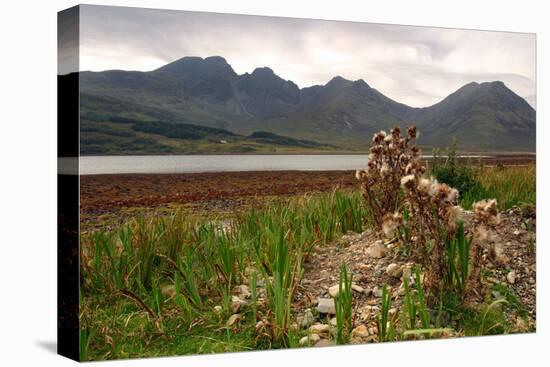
left=431, top=141, right=484, bottom=199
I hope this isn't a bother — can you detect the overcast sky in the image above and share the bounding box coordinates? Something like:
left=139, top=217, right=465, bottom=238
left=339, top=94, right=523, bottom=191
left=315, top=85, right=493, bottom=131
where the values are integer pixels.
left=69, top=5, right=536, bottom=108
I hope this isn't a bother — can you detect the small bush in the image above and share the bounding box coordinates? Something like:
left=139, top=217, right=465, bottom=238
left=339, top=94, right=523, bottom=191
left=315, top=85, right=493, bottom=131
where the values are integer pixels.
left=431, top=141, right=483, bottom=198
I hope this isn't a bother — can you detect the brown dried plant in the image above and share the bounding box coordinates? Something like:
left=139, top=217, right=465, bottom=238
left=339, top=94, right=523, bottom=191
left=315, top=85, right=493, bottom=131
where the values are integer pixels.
left=358, top=125, right=498, bottom=300
left=399, top=164, right=462, bottom=295
left=355, top=126, right=423, bottom=229
left=466, top=199, right=500, bottom=299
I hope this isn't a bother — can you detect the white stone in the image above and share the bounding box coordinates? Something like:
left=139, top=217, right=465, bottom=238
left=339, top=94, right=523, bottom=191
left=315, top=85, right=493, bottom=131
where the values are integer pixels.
left=366, top=242, right=388, bottom=258
left=301, top=309, right=315, bottom=328
left=299, top=334, right=321, bottom=346
left=310, top=323, right=330, bottom=333
left=328, top=284, right=342, bottom=298
left=507, top=271, right=517, bottom=284
left=386, top=263, right=403, bottom=278
left=352, top=284, right=365, bottom=293
left=317, top=298, right=336, bottom=314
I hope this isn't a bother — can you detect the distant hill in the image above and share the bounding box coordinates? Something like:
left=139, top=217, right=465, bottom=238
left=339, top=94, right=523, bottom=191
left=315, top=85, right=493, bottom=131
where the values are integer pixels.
left=76, top=56, right=536, bottom=154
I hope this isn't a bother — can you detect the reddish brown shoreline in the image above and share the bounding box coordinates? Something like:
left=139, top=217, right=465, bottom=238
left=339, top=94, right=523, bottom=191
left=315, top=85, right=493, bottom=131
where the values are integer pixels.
left=80, top=170, right=358, bottom=216
left=80, top=154, right=535, bottom=223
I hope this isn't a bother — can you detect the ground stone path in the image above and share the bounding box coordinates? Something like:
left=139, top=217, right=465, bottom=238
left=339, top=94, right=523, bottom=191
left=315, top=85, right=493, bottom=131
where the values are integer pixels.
left=292, top=207, right=536, bottom=346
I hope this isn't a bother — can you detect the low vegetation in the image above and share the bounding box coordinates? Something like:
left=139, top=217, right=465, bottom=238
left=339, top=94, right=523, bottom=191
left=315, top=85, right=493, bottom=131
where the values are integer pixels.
left=79, top=115, right=334, bottom=155
left=79, top=126, right=535, bottom=360
left=431, top=143, right=535, bottom=210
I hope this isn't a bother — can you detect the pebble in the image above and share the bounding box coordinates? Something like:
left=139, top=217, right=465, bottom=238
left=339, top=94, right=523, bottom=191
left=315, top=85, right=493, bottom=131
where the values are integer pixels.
left=314, top=339, right=334, bottom=348
left=231, top=295, right=247, bottom=313
left=507, top=271, right=516, bottom=284
left=301, top=309, right=315, bottom=328
left=317, top=298, right=336, bottom=314
left=213, top=305, right=223, bottom=315
left=310, top=323, right=330, bottom=333
left=352, top=284, right=365, bottom=293
left=366, top=241, right=388, bottom=258
left=226, top=314, right=241, bottom=327
left=351, top=325, right=369, bottom=338
left=386, top=263, right=403, bottom=278
left=299, top=334, right=321, bottom=346
left=328, top=284, right=343, bottom=298
left=233, top=284, right=251, bottom=299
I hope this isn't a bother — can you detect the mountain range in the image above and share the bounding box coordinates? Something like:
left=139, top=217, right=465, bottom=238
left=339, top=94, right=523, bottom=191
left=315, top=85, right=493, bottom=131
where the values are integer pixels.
left=77, top=56, right=536, bottom=154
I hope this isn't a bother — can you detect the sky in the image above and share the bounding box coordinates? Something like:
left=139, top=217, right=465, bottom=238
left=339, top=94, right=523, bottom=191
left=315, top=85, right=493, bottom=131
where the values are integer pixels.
left=64, top=5, right=536, bottom=108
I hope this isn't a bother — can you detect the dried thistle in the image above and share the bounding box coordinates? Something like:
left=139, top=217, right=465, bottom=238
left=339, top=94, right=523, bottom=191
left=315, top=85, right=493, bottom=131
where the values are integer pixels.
left=356, top=125, right=421, bottom=229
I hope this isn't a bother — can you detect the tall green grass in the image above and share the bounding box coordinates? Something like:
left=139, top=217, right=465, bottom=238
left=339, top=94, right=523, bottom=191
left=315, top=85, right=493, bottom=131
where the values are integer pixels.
left=445, top=221, right=472, bottom=295
left=80, top=189, right=369, bottom=357
left=448, top=165, right=535, bottom=210
left=335, top=263, right=353, bottom=345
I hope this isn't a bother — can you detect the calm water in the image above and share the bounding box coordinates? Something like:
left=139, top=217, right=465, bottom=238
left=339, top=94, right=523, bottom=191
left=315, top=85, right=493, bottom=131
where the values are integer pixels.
left=65, top=154, right=490, bottom=175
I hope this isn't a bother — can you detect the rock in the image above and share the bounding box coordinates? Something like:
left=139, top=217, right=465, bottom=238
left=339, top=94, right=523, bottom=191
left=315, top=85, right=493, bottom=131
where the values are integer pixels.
left=368, top=327, right=376, bottom=335
left=329, top=282, right=363, bottom=298
left=352, top=284, right=365, bottom=293
left=301, top=309, right=315, bottom=328
left=364, top=288, right=373, bottom=297
left=386, top=263, right=403, bottom=278
left=213, top=305, right=223, bottom=315
left=231, top=295, right=247, bottom=313
left=314, top=339, right=334, bottom=348
left=310, top=323, right=330, bottom=334
left=317, top=298, right=336, bottom=315
left=328, top=284, right=342, bottom=298
left=226, top=314, right=241, bottom=327
left=507, top=271, right=517, bottom=284
left=373, top=286, right=383, bottom=298
left=351, top=325, right=369, bottom=338
left=329, top=317, right=337, bottom=327
left=233, top=284, right=250, bottom=299
left=299, top=334, right=321, bottom=346
left=366, top=241, right=387, bottom=258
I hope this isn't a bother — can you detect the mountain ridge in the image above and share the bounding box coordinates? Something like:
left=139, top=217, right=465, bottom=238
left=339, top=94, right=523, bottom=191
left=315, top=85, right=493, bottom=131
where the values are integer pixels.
left=78, top=56, right=536, bottom=153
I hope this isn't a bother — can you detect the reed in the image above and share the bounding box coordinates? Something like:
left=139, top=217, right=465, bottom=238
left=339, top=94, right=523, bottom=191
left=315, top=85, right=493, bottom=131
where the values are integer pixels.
left=335, top=263, right=353, bottom=345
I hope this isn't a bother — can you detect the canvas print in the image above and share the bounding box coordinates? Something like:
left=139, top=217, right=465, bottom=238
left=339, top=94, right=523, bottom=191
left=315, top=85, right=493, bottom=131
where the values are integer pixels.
left=57, top=4, right=536, bottom=361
